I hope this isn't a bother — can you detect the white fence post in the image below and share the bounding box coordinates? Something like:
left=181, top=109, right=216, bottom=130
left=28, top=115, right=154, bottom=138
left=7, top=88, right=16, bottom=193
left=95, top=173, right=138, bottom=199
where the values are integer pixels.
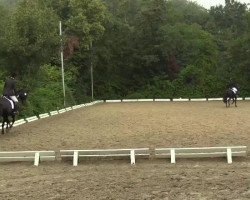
left=170, top=149, right=176, bottom=164
left=130, top=150, right=135, bottom=165
left=227, top=148, right=232, bottom=164
left=73, top=151, right=79, bottom=166
left=34, top=152, right=40, bottom=166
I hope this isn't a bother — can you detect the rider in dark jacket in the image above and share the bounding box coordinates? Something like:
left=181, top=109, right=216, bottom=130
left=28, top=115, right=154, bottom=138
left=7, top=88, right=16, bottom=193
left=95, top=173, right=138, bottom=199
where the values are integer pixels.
left=2, top=73, right=18, bottom=113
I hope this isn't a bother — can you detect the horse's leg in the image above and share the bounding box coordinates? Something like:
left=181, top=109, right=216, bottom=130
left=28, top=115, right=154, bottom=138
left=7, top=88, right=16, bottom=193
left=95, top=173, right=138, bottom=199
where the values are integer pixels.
left=9, top=114, right=15, bottom=128
left=231, top=98, right=234, bottom=105
left=1, top=120, right=4, bottom=134
left=5, top=117, right=10, bottom=133
left=235, top=97, right=237, bottom=107
left=1, top=116, right=7, bottom=134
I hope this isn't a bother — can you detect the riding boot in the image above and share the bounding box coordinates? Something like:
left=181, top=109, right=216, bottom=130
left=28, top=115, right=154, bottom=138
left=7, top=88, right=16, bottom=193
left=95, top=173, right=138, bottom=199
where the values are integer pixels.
left=13, top=102, right=19, bottom=114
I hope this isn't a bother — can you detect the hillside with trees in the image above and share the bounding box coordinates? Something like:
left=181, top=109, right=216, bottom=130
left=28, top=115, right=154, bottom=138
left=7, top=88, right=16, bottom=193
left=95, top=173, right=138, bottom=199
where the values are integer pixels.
left=0, top=0, right=249, bottom=117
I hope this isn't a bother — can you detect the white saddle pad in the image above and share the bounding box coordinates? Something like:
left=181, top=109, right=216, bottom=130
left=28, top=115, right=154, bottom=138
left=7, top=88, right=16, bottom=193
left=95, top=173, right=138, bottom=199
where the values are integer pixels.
left=3, top=96, right=14, bottom=109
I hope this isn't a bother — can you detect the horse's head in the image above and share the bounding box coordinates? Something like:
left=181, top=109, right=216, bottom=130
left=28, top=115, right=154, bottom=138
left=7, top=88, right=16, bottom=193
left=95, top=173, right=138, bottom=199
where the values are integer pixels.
left=16, top=89, right=28, bottom=103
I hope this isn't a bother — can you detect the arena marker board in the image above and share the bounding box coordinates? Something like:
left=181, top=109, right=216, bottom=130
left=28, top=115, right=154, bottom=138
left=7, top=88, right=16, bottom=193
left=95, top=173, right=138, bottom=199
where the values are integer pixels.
left=0, top=151, right=55, bottom=166
left=60, top=148, right=150, bottom=166
left=173, top=98, right=189, bottom=102
left=155, top=146, right=247, bottom=164
left=154, top=99, right=171, bottom=102
left=106, top=100, right=121, bottom=103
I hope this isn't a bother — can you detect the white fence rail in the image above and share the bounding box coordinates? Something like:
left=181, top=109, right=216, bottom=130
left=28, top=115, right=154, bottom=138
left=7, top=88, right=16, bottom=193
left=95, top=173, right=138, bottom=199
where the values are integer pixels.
left=50, top=110, right=59, bottom=116
left=39, top=113, right=50, bottom=119
left=155, top=146, right=247, bottom=164
left=0, top=146, right=247, bottom=166
left=0, top=97, right=250, bottom=130
left=172, top=98, right=189, bottom=102
left=13, top=119, right=26, bottom=127
left=0, top=151, right=55, bottom=166
left=25, top=116, right=39, bottom=122
left=0, top=101, right=103, bottom=129
left=60, top=148, right=150, bottom=166
left=190, top=98, right=207, bottom=101
left=154, top=99, right=171, bottom=102
left=106, top=100, right=122, bottom=103
left=105, top=97, right=250, bottom=102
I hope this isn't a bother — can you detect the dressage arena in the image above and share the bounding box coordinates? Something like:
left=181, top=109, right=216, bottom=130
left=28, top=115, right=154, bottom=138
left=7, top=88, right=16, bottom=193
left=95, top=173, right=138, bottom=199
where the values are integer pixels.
left=0, top=101, right=249, bottom=200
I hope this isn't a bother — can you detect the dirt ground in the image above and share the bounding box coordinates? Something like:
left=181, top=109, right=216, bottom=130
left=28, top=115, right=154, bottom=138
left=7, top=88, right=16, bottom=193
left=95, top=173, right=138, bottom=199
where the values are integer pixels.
left=0, top=101, right=249, bottom=200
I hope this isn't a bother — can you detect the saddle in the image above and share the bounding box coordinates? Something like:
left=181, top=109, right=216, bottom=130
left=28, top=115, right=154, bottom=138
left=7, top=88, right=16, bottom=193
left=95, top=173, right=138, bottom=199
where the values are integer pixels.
left=2, top=96, right=15, bottom=110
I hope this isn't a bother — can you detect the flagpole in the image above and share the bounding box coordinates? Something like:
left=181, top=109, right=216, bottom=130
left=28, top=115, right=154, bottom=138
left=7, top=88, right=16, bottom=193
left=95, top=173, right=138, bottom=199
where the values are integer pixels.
left=59, top=21, right=66, bottom=107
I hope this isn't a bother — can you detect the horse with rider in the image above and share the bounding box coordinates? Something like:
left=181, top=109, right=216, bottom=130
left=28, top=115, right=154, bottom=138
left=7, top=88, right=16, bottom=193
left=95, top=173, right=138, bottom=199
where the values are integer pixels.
left=223, top=79, right=239, bottom=107
left=0, top=72, right=28, bottom=134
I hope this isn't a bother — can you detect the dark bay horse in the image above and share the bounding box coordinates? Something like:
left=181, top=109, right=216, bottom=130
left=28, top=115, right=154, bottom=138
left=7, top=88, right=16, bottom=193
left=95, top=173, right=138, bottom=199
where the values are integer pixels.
left=0, top=89, right=28, bottom=134
left=223, top=87, right=238, bottom=107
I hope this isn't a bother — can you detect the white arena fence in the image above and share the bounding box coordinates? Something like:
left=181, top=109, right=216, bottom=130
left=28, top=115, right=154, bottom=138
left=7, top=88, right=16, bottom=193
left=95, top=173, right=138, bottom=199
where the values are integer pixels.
left=0, top=146, right=247, bottom=166
left=0, top=151, right=55, bottom=166
left=0, top=97, right=250, bottom=129
left=0, top=97, right=250, bottom=130
left=105, top=97, right=250, bottom=103
left=60, top=148, right=150, bottom=166
left=0, top=100, right=103, bottom=129
left=155, top=146, right=247, bottom=164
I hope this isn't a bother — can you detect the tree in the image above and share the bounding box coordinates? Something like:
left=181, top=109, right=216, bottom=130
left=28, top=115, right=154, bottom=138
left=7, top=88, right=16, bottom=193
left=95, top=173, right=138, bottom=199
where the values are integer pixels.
left=207, top=0, right=249, bottom=86
left=2, top=0, right=60, bottom=76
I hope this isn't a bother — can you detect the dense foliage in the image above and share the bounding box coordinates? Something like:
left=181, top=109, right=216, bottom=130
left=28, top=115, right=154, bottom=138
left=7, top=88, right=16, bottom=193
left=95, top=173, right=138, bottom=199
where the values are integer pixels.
left=0, top=0, right=249, bottom=116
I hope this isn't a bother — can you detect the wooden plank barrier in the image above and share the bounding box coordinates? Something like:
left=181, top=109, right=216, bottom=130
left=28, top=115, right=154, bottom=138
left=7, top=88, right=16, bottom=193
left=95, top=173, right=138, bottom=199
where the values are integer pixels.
left=65, top=107, right=72, bottom=111
left=50, top=110, right=59, bottom=116
left=106, top=100, right=122, bottom=103
left=92, top=100, right=104, bottom=104
left=85, top=103, right=93, bottom=106
left=122, top=99, right=138, bottom=102
left=190, top=98, right=207, bottom=101
left=208, top=98, right=223, bottom=101
left=39, top=113, right=50, bottom=119
left=25, top=116, right=39, bottom=122
left=60, top=148, right=150, bottom=166
left=137, top=99, right=154, bottom=102
left=1, top=119, right=26, bottom=129
left=13, top=119, right=26, bottom=127
left=0, top=151, right=56, bottom=166
left=154, top=99, right=171, bottom=102
left=58, top=109, right=66, bottom=113
left=155, top=146, right=247, bottom=164
left=72, top=105, right=81, bottom=109
left=173, top=98, right=189, bottom=102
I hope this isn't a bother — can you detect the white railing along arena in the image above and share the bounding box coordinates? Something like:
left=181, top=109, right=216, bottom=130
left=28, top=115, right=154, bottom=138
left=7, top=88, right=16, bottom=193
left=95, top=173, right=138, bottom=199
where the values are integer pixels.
left=1, top=97, right=249, bottom=129
left=60, top=148, right=150, bottom=166
left=0, top=151, right=56, bottom=166
left=0, top=146, right=247, bottom=166
left=0, top=100, right=103, bottom=129
left=155, top=146, right=247, bottom=164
